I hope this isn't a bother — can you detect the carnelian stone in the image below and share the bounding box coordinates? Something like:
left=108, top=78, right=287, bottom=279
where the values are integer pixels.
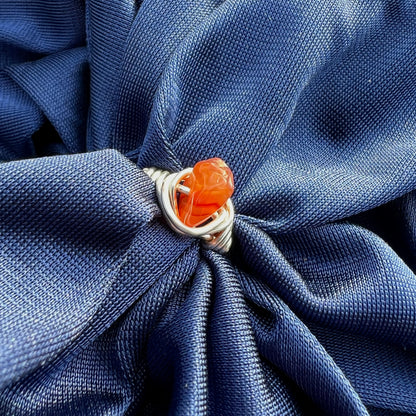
left=177, top=158, right=234, bottom=227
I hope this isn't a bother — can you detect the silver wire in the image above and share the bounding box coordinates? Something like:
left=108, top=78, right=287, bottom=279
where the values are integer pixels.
left=143, top=166, right=234, bottom=254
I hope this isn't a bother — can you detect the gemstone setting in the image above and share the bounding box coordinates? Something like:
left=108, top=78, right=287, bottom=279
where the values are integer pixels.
left=176, top=158, right=234, bottom=227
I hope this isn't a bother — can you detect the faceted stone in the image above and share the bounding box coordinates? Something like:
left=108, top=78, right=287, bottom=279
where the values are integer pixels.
left=177, top=158, right=234, bottom=227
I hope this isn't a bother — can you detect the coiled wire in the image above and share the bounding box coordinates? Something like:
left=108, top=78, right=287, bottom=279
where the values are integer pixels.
left=143, top=166, right=234, bottom=254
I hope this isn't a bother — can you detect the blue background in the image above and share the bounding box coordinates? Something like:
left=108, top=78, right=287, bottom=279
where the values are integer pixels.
left=1, top=0, right=416, bottom=414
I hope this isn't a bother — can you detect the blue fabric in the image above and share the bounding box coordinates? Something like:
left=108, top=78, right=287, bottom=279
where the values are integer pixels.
left=1, top=0, right=416, bottom=414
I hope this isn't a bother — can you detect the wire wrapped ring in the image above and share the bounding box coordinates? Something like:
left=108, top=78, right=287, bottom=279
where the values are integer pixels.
left=143, top=166, right=234, bottom=254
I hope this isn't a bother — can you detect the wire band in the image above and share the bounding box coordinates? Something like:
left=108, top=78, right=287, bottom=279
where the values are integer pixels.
left=144, top=166, right=234, bottom=254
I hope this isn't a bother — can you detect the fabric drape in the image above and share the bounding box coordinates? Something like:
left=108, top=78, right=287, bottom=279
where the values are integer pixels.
left=1, top=0, right=416, bottom=414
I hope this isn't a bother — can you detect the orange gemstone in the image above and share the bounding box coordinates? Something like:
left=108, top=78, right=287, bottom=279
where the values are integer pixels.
left=177, top=158, right=234, bottom=227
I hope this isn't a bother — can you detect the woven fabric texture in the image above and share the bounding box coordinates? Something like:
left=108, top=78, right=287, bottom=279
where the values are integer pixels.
left=1, top=0, right=416, bottom=414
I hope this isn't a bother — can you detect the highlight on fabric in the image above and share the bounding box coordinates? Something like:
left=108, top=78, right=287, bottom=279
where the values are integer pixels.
left=144, top=158, right=235, bottom=254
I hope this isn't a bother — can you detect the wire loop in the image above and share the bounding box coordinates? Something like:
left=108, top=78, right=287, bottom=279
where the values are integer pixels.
left=144, top=166, right=234, bottom=254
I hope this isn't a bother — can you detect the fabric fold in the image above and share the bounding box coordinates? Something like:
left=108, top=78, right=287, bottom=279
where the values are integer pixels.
left=0, top=149, right=192, bottom=389
left=6, top=47, right=89, bottom=154
left=234, top=218, right=416, bottom=347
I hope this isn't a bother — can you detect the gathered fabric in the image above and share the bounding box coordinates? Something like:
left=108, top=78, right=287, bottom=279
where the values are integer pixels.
left=1, top=1, right=416, bottom=414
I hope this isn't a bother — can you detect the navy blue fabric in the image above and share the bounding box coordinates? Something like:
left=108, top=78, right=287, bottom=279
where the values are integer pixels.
left=1, top=0, right=416, bottom=415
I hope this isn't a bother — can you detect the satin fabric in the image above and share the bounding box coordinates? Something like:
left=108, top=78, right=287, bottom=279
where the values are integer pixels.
left=1, top=1, right=416, bottom=414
